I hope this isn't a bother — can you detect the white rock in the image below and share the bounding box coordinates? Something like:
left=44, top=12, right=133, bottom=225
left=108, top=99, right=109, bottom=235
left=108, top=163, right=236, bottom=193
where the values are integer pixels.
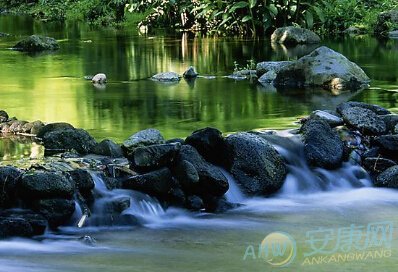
left=92, top=73, right=107, bottom=84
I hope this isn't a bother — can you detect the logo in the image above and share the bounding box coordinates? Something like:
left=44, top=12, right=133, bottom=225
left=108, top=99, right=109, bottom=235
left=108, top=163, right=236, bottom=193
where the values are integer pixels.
left=243, top=231, right=297, bottom=267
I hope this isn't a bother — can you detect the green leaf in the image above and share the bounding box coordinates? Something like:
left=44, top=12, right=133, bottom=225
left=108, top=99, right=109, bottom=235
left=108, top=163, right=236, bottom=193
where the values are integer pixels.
left=249, top=0, right=257, bottom=9
left=242, top=15, right=252, bottom=22
left=304, top=10, right=314, bottom=29
left=229, top=1, right=249, bottom=13
left=266, top=4, right=278, bottom=16
left=313, top=6, right=325, bottom=22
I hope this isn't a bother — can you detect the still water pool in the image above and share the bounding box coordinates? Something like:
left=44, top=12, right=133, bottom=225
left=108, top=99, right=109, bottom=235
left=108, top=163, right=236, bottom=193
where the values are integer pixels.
left=1, top=15, right=398, bottom=272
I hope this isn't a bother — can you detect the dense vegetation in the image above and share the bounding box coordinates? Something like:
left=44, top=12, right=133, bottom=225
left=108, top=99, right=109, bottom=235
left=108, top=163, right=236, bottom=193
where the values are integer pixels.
left=0, top=0, right=397, bottom=35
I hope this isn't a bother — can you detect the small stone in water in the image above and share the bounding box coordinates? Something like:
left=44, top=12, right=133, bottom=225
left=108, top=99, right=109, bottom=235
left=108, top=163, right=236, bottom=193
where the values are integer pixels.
left=92, top=73, right=107, bottom=84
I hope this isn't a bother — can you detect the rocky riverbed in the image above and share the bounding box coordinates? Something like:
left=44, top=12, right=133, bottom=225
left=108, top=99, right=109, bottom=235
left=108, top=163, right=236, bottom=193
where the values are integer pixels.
left=0, top=100, right=398, bottom=239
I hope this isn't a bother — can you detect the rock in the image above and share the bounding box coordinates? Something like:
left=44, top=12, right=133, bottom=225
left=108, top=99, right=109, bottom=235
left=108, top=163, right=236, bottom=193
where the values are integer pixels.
left=0, top=218, right=34, bottom=239
left=13, top=35, right=59, bottom=52
left=301, top=119, right=344, bottom=169
left=258, top=70, right=278, bottom=84
left=0, top=110, right=8, bottom=123
left=0, top=166, right=23, bottom=207
left=19, top=171, right=74, bottom=200
left=185, top=127, right=226, bottom=165
left=232, top=69, right=257, bottom=79
left=309, top=110, right=344, bottom=127
left=224, top=132, right=286, bottom=195
left=373, top=135, right=398, bottom=160
left=362, top=147, right=380, bottom=160
left=380, top=114, right=398, bottom=132
left=68, top=169, right=95, bottom=193
left=271, top=26, right=321, bottom=45
left=172, top=159, right=200, bottom=192
left=363, top=157, right=396, bottom=175
left=343, top=26, right=367, bottom=35
left=93, top=139, right=123, bottom=158
left=27, top=120, right=45, bottom=135
left=122, top=129, right=165, bottom=157
left=0, top=210, right=47, bottom=236
left=183, top=66, right=198, bottom=78
left=168, top=187, right=186, bottom=207
left=36, top=122, right=75, bottom=139
left=375, top=166, right=398, bottom=188
left=186, top=195, right=204, bottom=211
left=340, top=107, right=387, bottom=135
left=9, top=120, right=28, bottom=133
left=104, top=197, right=130, bottom=214
left=389, top=30, right=398, bottom=38
left=177, top=145, right=229, bottom=197
left=272, top=46, right=370, bottom=90
left=122, top=167, right=174, bottom=197
left=132, top=143, right=181, bottom=170
left=256, top=61, right=294, bottom=77
left=337, top=101, right=391, bottom=116
left=34, top=198, right=75, bottom=228
left=151, top=72, right=181, bottom=82
left=374, top=10, right=398, bottom=38
left=42, top=128, right=97, bottom=155
left=91, top=73, right=107, bottom=84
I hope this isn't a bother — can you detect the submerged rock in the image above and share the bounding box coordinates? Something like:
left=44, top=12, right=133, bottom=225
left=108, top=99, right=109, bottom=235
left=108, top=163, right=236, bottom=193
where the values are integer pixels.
left=183, top=66, right=198, bottom=79
left=91, top=73, right=107, bottom=84
left=301, top=119, right=344, bottom=169
left=42, top=128, right=97, bottom=155
left=340, top=107, right=387, bottom=135
left=224, top=132, right=286, bottom=195
left=151, top=72, right=181, bottom=82
left=375, top=166, right=398, bottom=188
left=271, top=26, right=321, bottom=45
left=13, top=35, right=59, bottom=52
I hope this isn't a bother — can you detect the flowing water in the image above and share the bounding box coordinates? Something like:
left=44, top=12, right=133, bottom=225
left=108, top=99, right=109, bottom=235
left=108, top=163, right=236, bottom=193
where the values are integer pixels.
left=1, top=15, right=398, bottom=271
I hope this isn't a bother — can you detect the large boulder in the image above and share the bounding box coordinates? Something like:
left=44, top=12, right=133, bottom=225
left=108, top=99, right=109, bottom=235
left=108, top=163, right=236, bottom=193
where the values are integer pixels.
left=122, top=167, right=174, bottom=197
left=256, top=61, right=294, bottom=77
left=375, top=166, right=398, bottom=188
left=177, top=145, right=229, bottom=197
left=19, top=171, right=74, bottom=200
left=337, top=101, right=390, bottom=116
left=42, top=128, right=97, bottom=155
left=185, top=127, right=227, bottom=165
left=301, top=119, right=344, bottom=169
left=0, top=166, right=23, bottom=207
left=374, top=10, right=398, bottom=38
left=224, top=132, right=286, bottom=195
left=68, top=169, right=95, bottom=193
left=93, top=139, right=123, bottom=158
left=271, top=26, right=321, bottom=45
left=172, top=159, right=200, bottom=192
left=33, top=198, right=75, bottom=228
left=13, top=35, right=59, bottom=52
left=363, top=157, right=396, bottom=176
left=271, top=46, right=370, bottom=90
left=132, top=143, right=181, bottom=171
left=151, top=72, right=181, bottom=82
left=0, top=210, right=47, bottom=237
left=340, top=107, right=387, bottom=135
left=0, top=217, right=34, bottom=239
left=122, top=129, right=165, bottom=158
left=36, top=122, right=75, bottom=139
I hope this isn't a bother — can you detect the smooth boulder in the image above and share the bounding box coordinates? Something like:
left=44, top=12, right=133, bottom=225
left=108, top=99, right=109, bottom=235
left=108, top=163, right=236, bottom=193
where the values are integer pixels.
left=13, top=35, right=59, bottom=52
left=301, top=119, right=344, bottom=169
left=151, top=72, right=181, bottom=82
left=271, top=26, right=321, bottom=45
left=183, top=66, right=198, bottom=79
left=224, top=132, right=286, bottom=195
left=92, top=73, right=107, bottom=84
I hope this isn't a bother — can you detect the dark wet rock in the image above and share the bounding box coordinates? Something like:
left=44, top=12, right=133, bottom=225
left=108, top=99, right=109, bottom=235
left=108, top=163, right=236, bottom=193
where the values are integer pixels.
left=122, top=129, right=165, bottom=158
left=271, top=47, right=370, bottom=90
left=19, top=171, right=74, bottom=200
left=301, top=119, right=344, bottom=169
left=102, top=176, right=122, bottom=190
left=122, top=167, right=174, bottom=197
left=183, top=66, right=198, bottom=78
left=203, top=196, right=238, bottom=213
left=375, top=166, right=398, bottom=188
left=256, top=61, right=294, bottom=77
left=271, top=26, right=321, bottom=45
left=362, top=147, right=380, bottom=160
left=43, top=128, right=97, bottom=155
left=105, top=197, right=130, bottom=214
left=132, top=143, right=181, bottom=171
left=177, top=145, right=229, bottom=197
left=372, top=135, right=398, bottom=160
left=340, top=107, right=387, bottom=135
left=337, top=101, right=391, bottom=116
left=0, top=166, right=23, bottom=207
left=36, top=122, right=75, bottom=139
left=68, top=169, right=95, bottom=193
left=28, top=120, right=45, bottom=135
left=91, top=73, right=107, bottom=84
left=185, top=127, right=227, bottom=165
left=13, top=35, right=59, bottom=52
left=0, top=110, right=8, bottom=123
left=224, top=132, right=286, bottom=195
left=363, top=157, right=397, bottom=175
left=374, top=9, right=398, bottom=38
left=34, top=198, right=75, bottom=228
left=168, top=187, right=186, bottom=207
left=0, top=217, right=34, bottom=238
left=380, top=114, right=398, bottom=132
left=309, top=110, right=344, bottom=127
left=0, top=210, right=47, bottom=236
left=151, top=72, right=181, bottom=82
left=186, top=195, right=204, bottom=211
left=172, top=159, right=200, bottom=192
left=93, top=139, right=123, bottom=158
